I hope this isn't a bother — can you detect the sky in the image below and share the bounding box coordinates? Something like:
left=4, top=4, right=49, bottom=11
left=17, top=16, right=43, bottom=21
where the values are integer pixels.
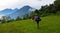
left=0, top=0, right=55, bottom=10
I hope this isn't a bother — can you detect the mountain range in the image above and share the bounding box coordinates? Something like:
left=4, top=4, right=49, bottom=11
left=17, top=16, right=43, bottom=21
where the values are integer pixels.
left=0, top=5, right=35, bottom=19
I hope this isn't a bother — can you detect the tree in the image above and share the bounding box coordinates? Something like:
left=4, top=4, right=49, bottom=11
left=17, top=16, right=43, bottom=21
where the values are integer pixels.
left=2, top=16, right=6, bottom=23
left=23, top=13, right=32, bottom=19
left=16, top=16, right=22, bottom=21
left=34, top=9, right=40, bottom=14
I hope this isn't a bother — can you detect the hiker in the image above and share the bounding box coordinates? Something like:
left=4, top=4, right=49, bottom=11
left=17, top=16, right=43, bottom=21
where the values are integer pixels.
left=32, top=15, right=35, bottom=22
left=35, top=14, right=41, bottom=29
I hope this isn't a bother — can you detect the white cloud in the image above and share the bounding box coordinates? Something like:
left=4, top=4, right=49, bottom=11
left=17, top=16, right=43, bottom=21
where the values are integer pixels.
left=0, top=0, right=55, bottom=10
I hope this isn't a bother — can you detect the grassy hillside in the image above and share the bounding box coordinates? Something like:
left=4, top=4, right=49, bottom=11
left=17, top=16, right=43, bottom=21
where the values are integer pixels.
left=0, top=15, right=60, bottom=33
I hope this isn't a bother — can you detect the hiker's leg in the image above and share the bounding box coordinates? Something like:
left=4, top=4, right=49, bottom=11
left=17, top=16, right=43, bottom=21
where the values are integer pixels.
left=37, top=21, right=39, bottom=29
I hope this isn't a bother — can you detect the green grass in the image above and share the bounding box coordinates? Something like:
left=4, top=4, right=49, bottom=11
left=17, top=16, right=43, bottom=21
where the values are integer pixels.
left=0, top=15, right=60, bottom=33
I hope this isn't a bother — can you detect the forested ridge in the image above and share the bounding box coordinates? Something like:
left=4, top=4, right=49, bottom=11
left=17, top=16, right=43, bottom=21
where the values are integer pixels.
left=32, top=0, right=60, bottom=17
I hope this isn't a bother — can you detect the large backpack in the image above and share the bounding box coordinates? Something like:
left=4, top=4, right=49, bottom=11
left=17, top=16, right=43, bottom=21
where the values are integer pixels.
left=35, top=15, right=41, bottom=21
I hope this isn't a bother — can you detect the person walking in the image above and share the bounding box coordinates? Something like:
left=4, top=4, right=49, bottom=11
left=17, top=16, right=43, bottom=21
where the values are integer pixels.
left=32, top=15, right=35, bottom=22
left=35, top=14, right=41, bottom=29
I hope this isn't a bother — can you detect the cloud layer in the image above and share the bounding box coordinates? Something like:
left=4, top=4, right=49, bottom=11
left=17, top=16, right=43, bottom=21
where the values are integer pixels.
left=0, top=0, right=55, bottom=10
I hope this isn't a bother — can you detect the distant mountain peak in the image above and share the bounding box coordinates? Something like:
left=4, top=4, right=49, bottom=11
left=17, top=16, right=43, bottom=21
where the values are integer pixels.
left=24, top=5, right=32, bottom=8
left=14, top=8, right=18, bottom=10
left=21, top=5, right=32, bottom=9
